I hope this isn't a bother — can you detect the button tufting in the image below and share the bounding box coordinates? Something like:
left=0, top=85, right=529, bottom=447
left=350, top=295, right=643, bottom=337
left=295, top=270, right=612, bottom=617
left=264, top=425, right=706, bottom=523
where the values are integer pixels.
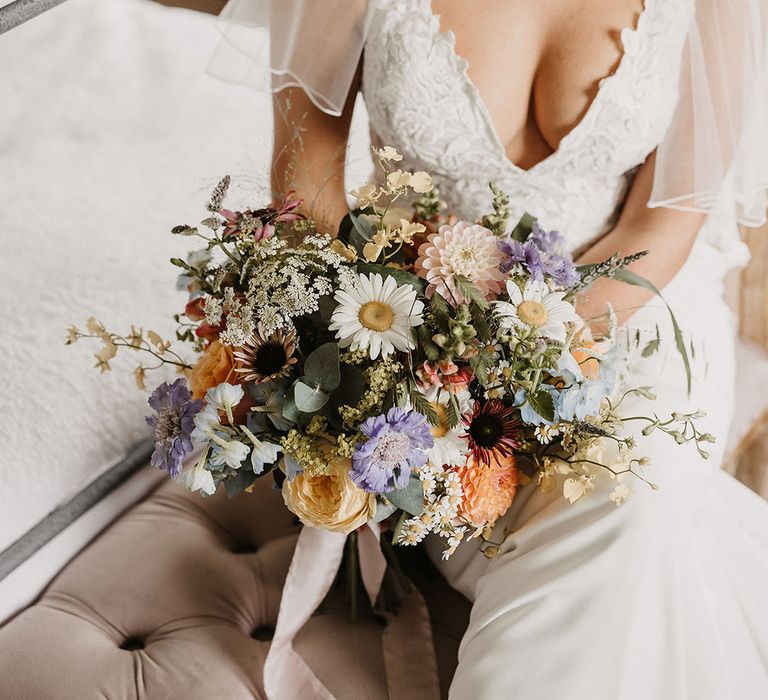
left=119, top=637, right=145, bottom=651
left=250, top=625, right=275, bottom=641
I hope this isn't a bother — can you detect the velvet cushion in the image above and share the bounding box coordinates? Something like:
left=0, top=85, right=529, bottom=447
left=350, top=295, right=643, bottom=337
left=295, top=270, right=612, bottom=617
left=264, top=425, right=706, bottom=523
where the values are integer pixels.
left=0, top=476, right=469, bottom=699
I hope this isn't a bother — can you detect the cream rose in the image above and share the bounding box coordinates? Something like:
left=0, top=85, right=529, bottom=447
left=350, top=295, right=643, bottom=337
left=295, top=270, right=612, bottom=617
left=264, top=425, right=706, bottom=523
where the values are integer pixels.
left=282, top=456, right=376, bottom=534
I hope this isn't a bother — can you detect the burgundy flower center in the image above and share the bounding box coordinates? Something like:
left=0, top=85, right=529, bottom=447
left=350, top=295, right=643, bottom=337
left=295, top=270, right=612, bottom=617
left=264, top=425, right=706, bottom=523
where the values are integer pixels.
left=253, top=342, right=288, bottom=377
left=468, top=413, right=504, bottom=449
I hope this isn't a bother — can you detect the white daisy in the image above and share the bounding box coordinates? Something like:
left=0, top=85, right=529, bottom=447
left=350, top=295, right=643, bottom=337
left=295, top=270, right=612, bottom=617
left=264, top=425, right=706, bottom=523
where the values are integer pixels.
left=495, top=279, right=580, bottom=342
left=329, top=272, right=424, bottom=359
left=425, top=400, right=470, bottom=468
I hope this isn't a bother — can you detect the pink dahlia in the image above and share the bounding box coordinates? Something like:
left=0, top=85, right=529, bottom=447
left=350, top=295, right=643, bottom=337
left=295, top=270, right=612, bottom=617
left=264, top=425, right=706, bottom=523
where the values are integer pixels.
left=415, top=221, right=505, bottom=305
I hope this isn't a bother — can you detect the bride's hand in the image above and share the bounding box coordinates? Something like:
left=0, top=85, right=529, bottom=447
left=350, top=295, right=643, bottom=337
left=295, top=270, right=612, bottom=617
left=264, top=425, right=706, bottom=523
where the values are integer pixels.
left=272, top=81, right=360, bottom=237
left=575, top=152, right=704, bottom=334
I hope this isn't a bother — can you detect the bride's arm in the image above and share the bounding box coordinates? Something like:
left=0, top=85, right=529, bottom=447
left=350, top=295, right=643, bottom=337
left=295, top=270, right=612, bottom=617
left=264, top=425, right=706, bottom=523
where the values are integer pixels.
left=575, top=152, right=705, bottom=328
left=271, top=73, right=360, bottom=235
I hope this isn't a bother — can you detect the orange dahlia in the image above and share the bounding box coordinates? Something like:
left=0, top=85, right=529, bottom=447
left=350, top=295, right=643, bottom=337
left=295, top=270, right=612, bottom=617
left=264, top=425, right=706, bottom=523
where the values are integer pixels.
left=457, top=454, right=519, bottom=528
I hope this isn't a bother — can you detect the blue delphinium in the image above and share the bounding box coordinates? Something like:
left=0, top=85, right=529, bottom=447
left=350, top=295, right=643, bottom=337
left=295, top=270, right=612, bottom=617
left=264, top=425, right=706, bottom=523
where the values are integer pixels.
left=351, top=407, right=434, bottom=493
left=145, top=378, right=203, bottom=478
left=554, top=350, right=612, bottom=422
left=501, top=222, right=580, bottom=288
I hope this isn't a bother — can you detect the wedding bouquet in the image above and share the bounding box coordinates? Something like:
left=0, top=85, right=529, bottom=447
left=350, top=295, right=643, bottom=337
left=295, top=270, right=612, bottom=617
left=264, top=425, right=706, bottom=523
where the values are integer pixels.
left=69, top=147, right=711, bottom=558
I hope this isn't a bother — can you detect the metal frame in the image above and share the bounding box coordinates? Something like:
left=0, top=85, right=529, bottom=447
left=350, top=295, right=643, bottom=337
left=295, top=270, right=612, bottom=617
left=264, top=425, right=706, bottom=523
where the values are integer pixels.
left=0, top=439, right=152, bottom=581
left=0, top=0, right=68, bottom=35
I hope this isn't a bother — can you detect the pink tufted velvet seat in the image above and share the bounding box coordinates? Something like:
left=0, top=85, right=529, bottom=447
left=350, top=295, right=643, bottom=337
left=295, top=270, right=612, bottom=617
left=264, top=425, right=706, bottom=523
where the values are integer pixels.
left=0, top=475, right=470, bottom=699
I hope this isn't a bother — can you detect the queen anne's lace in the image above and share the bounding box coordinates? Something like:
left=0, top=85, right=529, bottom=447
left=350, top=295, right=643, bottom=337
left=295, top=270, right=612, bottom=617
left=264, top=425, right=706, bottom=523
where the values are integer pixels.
left=363, top=0, right=705, bottom=254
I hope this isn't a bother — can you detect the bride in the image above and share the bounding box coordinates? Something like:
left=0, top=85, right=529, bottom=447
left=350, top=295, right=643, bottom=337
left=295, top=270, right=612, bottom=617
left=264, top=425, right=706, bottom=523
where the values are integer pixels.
left=214, top=0, right=768, bottom=697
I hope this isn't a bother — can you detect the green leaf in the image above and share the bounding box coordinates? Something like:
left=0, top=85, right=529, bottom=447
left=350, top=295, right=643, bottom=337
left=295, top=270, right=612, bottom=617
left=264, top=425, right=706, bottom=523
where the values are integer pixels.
left=430, top=291, right=450, bottom=317
left=454, top=275, right=489, bottom=310
left=642, top=338, right=661, bottom=357
left=356, top=262, right=426, bottom=294
left=282, top=384, right=301, bottom=422
left=303, top=342, right=341, bottom=392
left=385, top=475, right=424, bottom=516
left=509, top=212, right=537, bottom=242
left=446, top=393, right=462, bottom=429
left=407, top=382, right=439, bottom=426
left=390, top=511, right=409, bottom=546
left=373, top=499, right=398, bottom=523
left=612, top=268, right=692, bottom=395
left=294, top=380, right=330, bottom=413
left=529, top=389, right=555, bottom=423
left=224, top=469, right=259, bottom=498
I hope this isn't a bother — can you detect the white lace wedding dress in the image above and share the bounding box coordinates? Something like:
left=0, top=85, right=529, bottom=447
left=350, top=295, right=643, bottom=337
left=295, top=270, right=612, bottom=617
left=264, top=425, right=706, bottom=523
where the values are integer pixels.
left=362, top=1, right=768, bottom=697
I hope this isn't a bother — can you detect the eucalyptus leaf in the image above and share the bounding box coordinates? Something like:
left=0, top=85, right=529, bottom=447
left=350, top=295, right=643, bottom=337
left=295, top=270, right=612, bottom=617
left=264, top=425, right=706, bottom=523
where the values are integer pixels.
left=529, top=389, right=556, bottom=423
left=224, top=469, right=258, bottom=499
left=612, top=268, right=692, bottom=395
left=373, top=499, right=398, bottom=523
left=303, top=342, right=341, bottom=392
left=294, top=380, right=330, bottom=413
left=282, top=383, right=300, bottom=423
left=385, top=475, right=424, bottom=516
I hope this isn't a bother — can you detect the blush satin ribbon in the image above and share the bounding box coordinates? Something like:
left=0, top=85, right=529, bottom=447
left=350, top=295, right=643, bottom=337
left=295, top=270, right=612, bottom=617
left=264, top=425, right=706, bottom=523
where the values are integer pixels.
left=263, top=522, right=441, bottom=699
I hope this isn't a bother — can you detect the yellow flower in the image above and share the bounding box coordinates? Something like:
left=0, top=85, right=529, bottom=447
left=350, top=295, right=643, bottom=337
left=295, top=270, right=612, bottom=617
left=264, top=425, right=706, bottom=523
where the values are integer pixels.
left=282, top=451, right=376, bottom=534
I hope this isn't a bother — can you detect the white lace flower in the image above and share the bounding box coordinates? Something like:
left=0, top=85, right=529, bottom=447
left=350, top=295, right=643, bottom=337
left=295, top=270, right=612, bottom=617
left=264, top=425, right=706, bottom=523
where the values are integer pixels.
left=495, top=279, right=580, bottom=342
left=329, top=272, right=424, bottom=359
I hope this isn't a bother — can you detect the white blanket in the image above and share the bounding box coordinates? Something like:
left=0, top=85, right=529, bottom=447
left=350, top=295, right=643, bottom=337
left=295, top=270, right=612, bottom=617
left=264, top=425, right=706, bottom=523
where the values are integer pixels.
left=0, top=0, right=371, bottom=551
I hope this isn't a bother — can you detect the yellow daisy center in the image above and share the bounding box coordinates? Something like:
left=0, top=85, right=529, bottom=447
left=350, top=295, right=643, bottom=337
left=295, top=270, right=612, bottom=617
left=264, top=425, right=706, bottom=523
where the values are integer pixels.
left=517, top=300, right=549, bottom=328
left=358, top=301, right=395, bottom=332
left=431, top=404, right=449, bottom=438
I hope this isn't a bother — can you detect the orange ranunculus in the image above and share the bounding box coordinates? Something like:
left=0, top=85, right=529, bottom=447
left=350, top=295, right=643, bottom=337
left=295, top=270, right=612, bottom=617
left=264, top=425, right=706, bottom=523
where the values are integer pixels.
left=189, top=340, right=240, bottom=401
left=457, top=453, right=519, bottom=528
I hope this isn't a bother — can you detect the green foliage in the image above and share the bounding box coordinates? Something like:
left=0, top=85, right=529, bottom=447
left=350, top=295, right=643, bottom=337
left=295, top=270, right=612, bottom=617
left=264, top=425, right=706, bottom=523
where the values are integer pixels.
left=385, top=475, right=424, bottom=516
left=528, top=389, right=555, bottom=423
left=356, top=262, right=426, bottom=294
left=407, top=380, right=439, bottom=426
left=509, top=212, right=537, bottom=243
left=454, top=275, right=489, bottom=310
left=612, top=268, right=692, bottom=395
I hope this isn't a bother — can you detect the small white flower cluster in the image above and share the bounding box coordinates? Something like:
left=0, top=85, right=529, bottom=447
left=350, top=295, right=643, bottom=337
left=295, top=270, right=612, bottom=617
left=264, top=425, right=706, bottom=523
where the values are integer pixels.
left=396, top=464, right=467, bottom=559
left=236, top=235, right=356, bottom=336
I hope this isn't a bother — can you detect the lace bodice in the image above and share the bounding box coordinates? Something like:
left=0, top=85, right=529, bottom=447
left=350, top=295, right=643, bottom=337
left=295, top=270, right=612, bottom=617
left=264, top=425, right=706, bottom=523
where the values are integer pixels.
left=362, top=0, right=696, bottom=253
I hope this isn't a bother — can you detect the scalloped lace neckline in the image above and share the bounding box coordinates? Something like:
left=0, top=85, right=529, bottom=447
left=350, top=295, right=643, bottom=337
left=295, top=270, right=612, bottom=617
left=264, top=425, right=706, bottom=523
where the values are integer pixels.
left=425, top=0, right=651, bottom=175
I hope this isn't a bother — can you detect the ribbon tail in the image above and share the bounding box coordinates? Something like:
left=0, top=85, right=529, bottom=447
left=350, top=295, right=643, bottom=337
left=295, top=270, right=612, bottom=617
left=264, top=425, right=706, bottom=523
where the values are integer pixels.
left=358, top=522, right=387, bottom=607
left=263, top=526, right=346, bottom=700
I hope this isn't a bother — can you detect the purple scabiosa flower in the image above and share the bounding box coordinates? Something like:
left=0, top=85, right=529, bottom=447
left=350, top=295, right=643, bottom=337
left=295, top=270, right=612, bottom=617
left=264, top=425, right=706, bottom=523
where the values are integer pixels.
left=501, top=223, right=581, bottom=288
left=145, top=378, right=203, bottom=478
left=351, top=407, right=434, bottom=493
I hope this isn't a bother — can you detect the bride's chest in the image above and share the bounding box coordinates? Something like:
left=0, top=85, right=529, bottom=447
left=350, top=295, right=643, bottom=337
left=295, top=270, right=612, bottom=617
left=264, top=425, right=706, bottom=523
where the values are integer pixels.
left=362, top=0, right=694, bottom=183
